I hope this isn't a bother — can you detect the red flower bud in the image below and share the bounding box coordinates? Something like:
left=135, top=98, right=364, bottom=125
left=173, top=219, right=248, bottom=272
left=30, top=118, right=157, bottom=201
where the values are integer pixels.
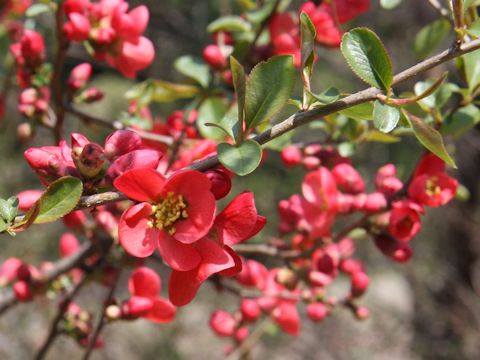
left=13, top=281, right=33, bottom=301
left=68, top=63, right=92, bottom=90
left=281, top=145, right=302, bottom=167
left=240, top=299, right=261, bottom=322
left=210, top=310, right=236, bottom=337
left=203, top=44, right=227, bottom=70
left=332, top=163, right=365, bottom=194
left=306, top=302, right=328, bottom=322
left=374, top=235, right=413, bottom=263
left=205, top=169, right=232, bottom=200
left=350, top=271, right=369, bottom=298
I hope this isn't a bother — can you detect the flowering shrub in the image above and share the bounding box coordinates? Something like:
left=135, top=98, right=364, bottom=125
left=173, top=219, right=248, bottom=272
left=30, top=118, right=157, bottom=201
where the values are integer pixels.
left=0, top=0, right=478, bottom=358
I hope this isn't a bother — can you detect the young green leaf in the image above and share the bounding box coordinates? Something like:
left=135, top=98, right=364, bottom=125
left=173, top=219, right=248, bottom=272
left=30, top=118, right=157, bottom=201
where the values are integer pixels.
left=414, top=19, right=450, bottom=58
left=341, top=28, right=393, bottom=91
left=405, top=112, right=457, bottom=168
left=174, top=56, right=211, bottom=88
left=24, top=177, right=83, bottom=225
left=373, top=101, right=400, bottom=133
left=339, top=102, right=374, bottom=121
left=217, top=140, right=262, bottom=176
left=197, top=97, right=231, bottom=141
left=300, top=12, right=316, bottom=78
left=207, top=16, right=252, bottom=33
left=307, top=87, right=340, bottom=105
left=380, top=0, right=402, bottom=9
left=230, top=57, right=246, bottom=143
left=245, top=55, right=295, bottom=129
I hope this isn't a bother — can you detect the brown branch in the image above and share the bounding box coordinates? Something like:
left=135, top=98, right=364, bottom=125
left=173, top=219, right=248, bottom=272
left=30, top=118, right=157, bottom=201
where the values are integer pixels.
left=52, top=7, right=69, bottom=143
left=66, top=105, right=175, bottom=146
left=226, top=318, right=271, bottom=360
left=233, top=244, right=302, bottom=259
left=427, top=0, right=452, bottom=21
left=13, top=38, right=480, bottom=213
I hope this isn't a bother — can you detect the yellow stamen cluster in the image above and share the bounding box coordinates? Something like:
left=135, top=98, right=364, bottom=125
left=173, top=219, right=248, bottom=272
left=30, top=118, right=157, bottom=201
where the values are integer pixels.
left=147, top=192, right=188, bottom=235
left=425, top=176, right=441, bottom=197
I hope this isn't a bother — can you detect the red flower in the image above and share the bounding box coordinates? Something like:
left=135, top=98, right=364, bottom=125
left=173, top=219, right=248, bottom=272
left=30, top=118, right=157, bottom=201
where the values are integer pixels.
left=168, top=193, right=265, bottom=306
left=388, top=202, right=422, bottom=241
left=115, top=168, right=216, bottom=271
left=408, top=153, right=458, bottom=207
left=123, top=267, right=176, bottom=323
left=302, top=167, right=338, bottom=237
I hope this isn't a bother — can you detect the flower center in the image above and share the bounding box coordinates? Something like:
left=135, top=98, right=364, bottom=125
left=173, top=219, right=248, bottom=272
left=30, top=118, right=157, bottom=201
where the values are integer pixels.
left=425, top=176, right=441, bottom=197
left=147, top=192, right=188, bottom=235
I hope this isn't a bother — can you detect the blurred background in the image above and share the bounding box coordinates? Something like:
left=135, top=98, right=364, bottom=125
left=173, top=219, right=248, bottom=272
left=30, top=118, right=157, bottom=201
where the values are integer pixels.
left=1, top=0, right=480, bottom=359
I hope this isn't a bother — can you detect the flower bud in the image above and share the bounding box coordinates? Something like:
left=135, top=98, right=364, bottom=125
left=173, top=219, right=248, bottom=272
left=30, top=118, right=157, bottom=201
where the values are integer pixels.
left=355, top=306, right=369, bottom=320
left=210, top=310, right=236, bottom=337
left=234, top=327, right=249, bottom=342
left=74, top=143, right=105, bottom=178
left=363, top=192, right=387, bottom=213
left=203, top=44, right=227, bottom=70
left=59, top=233, right=81, bottom=257
left=306, top=302, right=328, bottom=322
left=17, top=190, right=42, bottom=211
left=68, top=63, right=92, bottom=90
left=281, top=145, right=302, bottom=167
left=16, top=122, right=33, bottom=143
left=350, top=271, right=369, bottom=298
left=332, top=163, right=365, bottom=194
left=275, top=268, right=297, bottom=289
left=13, top=281, right=33, bottom=301
left=205, top=169, right=232, bottom=200
left=64, top=13, right=91, bottom=41
left=240, top=299, right=261, bottom=322
left=81, top=87, right=104, bottom=103
left=374, top=234, right=413, bottom=263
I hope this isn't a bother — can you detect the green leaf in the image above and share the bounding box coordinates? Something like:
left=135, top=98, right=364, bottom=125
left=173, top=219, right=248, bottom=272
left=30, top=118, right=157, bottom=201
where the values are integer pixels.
left=197, top=97, right=230, bottom=141
left=373, top=101, right=400, bottom=133
left=26, top=3, right=50, bottom=17
left=230, top=57, right=246, bottom=143
left=466, top=19, right=480, bottom=37
left=365, top=130, right=401, bottom=143
left=300, top=12, right=316, bottom=78
left=307, top=87, right=340, bottom=105
left=151, top=80, right=200, bottom=102
left=414, top=19, right=451, bottom=58
left=380, top=0, right=402, bottom=9
left=25, top=177, right=83, bottom=225
left=462, top=50, right=480, bottom=92
left=405, top=112, right=457, bottom=168
left=207, top=16, right=252, bottom=33
left=341, top=28, right=393, bottom=91
left=174, top=56, right=211, bottom=88
left=245, top=55, right=295, bottom=129
left=442, top=104, right=480, bottom=137
left=339, top=102, right=374, bottom=121
left=217, top=140, right=262, bottom=176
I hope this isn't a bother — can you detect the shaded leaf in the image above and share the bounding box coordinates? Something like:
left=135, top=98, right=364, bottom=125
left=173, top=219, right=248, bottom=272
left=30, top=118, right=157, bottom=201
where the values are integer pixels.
left=174, top=56, right=211, bottom=88
left=207, top=16, right=252, bottom=33
left=405, top=112, right=457, bottom=168
left=414, top=19, right=451, bottom=58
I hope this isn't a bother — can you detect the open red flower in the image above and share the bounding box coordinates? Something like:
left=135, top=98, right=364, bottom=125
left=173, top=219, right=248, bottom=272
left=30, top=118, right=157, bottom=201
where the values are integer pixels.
left=114, top=168, right=216, bottom=271
left=168, top=193, right=265, bottom=306
left=408, top=153, right=458, bottom=207
left=123, top=267, right=176, bottom=323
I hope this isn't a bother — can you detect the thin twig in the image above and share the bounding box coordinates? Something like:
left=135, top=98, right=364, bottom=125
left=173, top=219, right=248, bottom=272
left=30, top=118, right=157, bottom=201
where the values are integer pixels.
left=226, top=318, right=271, bottom=360
left=34, top=275, right=90, bottom=360
left=66, top=105, right=174, bottom=146
left=82, top=272, right=120, bottom=360
left=52, top=7, right=69, bottom=142
left=427, top=0, right=452, bottom=21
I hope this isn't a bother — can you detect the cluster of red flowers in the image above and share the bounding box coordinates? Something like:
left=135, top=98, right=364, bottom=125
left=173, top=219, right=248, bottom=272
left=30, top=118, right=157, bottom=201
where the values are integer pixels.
left=63, top=0, right=154, bottom=77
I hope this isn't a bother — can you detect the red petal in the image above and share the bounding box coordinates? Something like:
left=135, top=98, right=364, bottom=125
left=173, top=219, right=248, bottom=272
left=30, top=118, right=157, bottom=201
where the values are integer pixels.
left=157, top=232, right=201, bottom=271
left=214, top=192, right=261, bottom=246
left=114, top=168, right=166, bottom=203
left=106, top=149, right=162, bottom=181
left=217, top=246, right=242, bottom=277
left=145, top=297, right=176, bottom=324
left=119, top=203, right=156, bottom=258
left=128, top=267, right=161, bottom=297
left=168, top=239, right=235, bottom=306
left=163, top=170, right=216, bottom=244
